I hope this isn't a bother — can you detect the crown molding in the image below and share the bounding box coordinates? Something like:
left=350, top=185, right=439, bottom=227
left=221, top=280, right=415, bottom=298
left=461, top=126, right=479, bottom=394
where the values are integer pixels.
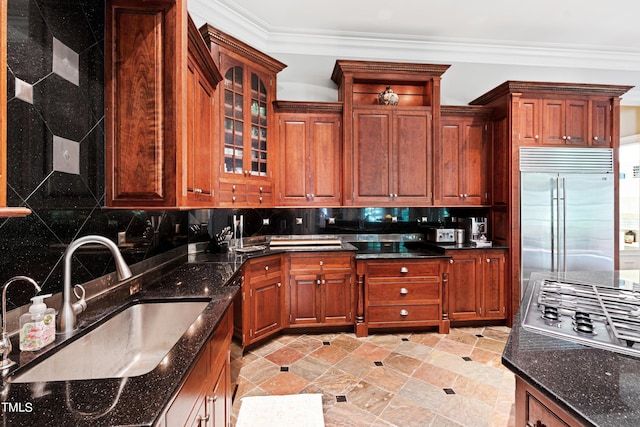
left=189, top=0, right=640, bottom=73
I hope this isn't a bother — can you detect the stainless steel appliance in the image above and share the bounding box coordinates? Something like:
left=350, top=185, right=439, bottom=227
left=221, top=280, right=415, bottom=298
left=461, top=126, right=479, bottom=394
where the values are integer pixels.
left=522, top=273, right=640, bottom=357
left=425, top=227, right=455, bottom=243
left=460, top=217, right=487, bottom=242
left=520, top=147, right=615, bottom=294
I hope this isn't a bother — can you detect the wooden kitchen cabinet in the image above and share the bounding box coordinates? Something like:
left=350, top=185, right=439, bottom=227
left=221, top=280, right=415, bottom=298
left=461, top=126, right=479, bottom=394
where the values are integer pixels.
left=358, top=259, right=449, bottom=336
left=200, top=24, right=286, bottom=208
left=470, top=81, right=632, bottom=322
left=515, top=376, right=586, bottom=427
left=288, top=252, right=355, bottom=327
left=435, top=106, right=492, bottom=206
left=352, top=108, right=433, bottom=205
left=275, top=101, right=343, bottom=206
left=331, top=60, right=449, bottom=207
left=445, top=249, right=506, bottom=321
left=162, top=304, right=233, bottom=427
left=106, top=3, right=222, bottom=208
left=234, top=255, right=284, bottom=349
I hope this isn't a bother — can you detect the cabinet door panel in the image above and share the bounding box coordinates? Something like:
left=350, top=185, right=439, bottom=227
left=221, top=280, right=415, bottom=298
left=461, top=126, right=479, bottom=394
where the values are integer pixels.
left=311, top=118, right=341, bottom=200
left=564, top=99, right=587, bottom=145
left=280, top=119, right=307, bottom=199
left=252, top=277, right=282, bottom=339
left=353, top=111, right=392, bottom=199
left=519, top=98, right=541, bottom=145
left=322, top=273, right=352, bottom=323
left=368, top=304, right=440, bottom=324
left=437, top=121, right=461, bottom=203
left=368, top=279, right=440, bottom=303
left=449, top=254, right=482, bottom=320
left=542, top=100, right=565, bottom=145
left=395, top=112, right=430, bottom=199
left=482, top=252, right=505, bottom=318
left=461, top=122, right=487, bottom=201
left=591, top=99, right=611, bottom=147
left=290, top=274, right=319, bottom=324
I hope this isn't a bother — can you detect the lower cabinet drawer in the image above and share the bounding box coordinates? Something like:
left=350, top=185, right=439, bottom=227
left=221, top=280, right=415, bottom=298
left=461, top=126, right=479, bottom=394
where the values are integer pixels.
left=368, top=304, right=440, bottom=323
left=368, top=281, right=440, bottom=303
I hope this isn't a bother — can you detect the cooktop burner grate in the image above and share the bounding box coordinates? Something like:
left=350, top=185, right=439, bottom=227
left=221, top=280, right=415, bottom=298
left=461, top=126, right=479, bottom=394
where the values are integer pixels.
left=522, top=279, right=640, bottom=357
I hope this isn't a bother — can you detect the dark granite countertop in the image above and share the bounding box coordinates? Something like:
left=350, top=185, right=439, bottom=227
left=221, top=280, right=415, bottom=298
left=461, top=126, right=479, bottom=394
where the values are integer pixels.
left=0, top=262, right=239, bottom=426
left=503, top=271, right=640, bottom=427
left=0, top=237, right=509, bottom=425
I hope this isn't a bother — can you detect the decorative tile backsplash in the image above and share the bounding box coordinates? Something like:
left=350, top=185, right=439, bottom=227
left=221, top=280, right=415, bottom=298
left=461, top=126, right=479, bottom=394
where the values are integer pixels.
left=2, top=0, right=187, bottom=309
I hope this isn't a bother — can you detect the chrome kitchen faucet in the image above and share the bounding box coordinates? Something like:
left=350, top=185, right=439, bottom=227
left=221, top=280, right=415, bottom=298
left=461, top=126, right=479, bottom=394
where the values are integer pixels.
left=58, top=235, right=133, bottom=336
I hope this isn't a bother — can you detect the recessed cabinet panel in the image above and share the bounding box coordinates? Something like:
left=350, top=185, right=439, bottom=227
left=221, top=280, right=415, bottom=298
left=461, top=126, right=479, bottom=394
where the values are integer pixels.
left=395, top=111, right=431, bottom=199
left=281, top=120, right=307, bottom=199
left=354, top=111, right=392, bottom=199
left=311, top=119, right=341, bottom=199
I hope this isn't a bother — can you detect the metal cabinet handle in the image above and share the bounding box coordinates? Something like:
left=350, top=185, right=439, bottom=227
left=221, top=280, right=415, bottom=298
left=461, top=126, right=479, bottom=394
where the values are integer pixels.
left=399, top=287, right=409, bottom=295
left=400, top=267, right=408, bottom=273
left=319, top=261, right=324, bottom=266
left=535, top=134, right=539, bottom=139
left=232, top=185, right=236, bottom=192
left=232, top=196, right=236, bottom=202
left=400, top=309, right=409, bottom=316
left=567, top=136, right=571, bottom=140
left=316, top=279, right=321, bottom=285
left=259, top=186, right=263, bottom=193
left=450, top=259, right=454, bottom=264
left=306, top=193, right=311, bottom=200
left=259, top=196, right=263, bottom=202
left=277, top=282, right=281, bottom=288
left=486, top=258, right=491, bottom=263
left=265, top=265, right=269, bottom=271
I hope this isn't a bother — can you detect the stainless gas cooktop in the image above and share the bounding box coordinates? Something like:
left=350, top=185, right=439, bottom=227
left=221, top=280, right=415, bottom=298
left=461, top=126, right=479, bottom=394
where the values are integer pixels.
left=522, top=277, right=640, bottom=357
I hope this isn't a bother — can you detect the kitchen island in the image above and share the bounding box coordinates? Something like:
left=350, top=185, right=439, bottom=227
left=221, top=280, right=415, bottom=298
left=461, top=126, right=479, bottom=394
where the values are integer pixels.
left=503, top=271, right=640, bottom=427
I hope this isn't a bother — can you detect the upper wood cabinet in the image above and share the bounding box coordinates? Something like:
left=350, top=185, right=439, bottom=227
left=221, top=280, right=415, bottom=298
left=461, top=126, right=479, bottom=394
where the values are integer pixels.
left=352, top=108, right=433, bottom=205
left=274, top=101, right=343, bottom=206
left=470, top=80, right=633, bottom=320
left=200, top=24, right=286, bottom=208
left=331, top=60, right=450, bottom=207
left=105, top=2, right=222, bottom=208
left=435, top=106, right=492, bottom=206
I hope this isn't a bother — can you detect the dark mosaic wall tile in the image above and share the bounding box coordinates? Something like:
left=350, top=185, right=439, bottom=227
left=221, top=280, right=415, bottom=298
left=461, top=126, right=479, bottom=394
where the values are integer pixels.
left=2, top=0, right=187, bottom=309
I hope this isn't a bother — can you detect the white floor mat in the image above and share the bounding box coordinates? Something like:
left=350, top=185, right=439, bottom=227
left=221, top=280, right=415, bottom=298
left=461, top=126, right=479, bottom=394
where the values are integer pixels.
left=236, top=393, right=325, bottom=427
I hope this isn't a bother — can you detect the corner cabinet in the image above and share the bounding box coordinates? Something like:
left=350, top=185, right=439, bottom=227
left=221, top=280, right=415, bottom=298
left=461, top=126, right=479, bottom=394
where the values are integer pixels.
left=287, top=252, right=355, bottom=327
left=331, top=60, right=450, bottom=207
left=515, top=376, right=586, bottom=427
left=105, top=3, right=222, bottom=208
left=200, top=25, right=286, bottom=208
left=445, top=249, right=506, bottom=321
left=233, top=255, right=284, bottom=349
left=275, top=102, right=343, bottom=206
left=435, top=106, right=492, bottom=206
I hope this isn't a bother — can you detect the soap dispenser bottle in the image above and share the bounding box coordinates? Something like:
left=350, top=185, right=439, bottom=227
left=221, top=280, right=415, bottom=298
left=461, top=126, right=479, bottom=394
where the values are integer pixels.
left=19, top=294, right=56, bottom=351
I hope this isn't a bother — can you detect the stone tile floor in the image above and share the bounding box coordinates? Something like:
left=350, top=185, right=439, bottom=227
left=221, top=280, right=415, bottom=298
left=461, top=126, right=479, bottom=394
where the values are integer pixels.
left=230, top=326, right=516, bottom=427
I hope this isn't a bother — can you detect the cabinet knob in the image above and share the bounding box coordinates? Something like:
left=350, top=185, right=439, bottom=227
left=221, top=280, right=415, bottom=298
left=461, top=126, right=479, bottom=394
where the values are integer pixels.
left=306, top=194, right=311, bottom=200
left=535, top=134, right=539, bottom=139
left=207, top=395, right=218, bottom=403
left=567, top=136, right=571, bottom=140
left=319, top=261, right=324, bottom=266
left=400, top=309, right=409, bottom=316
left=450, top=259, right=454, bottom=264
left=259, top=186, right=263, bottom=193
left=562, top=136, right=567, bottom=140
left=259, top=196, right=263, bottom=203
left=265, top=265, right=269, bottom=271
left=232, top=196, right=236, bottom=202
left=232, top=185, right=236, bottom=192
left=400, top=267, right=408, bottom=273
left=316, top=279, right=321, bottom=286
left=487, top=258, right=491, bottom=263
left=277, top=282, right=281, bottom=288
left=399, top=287, right=409, bottom=295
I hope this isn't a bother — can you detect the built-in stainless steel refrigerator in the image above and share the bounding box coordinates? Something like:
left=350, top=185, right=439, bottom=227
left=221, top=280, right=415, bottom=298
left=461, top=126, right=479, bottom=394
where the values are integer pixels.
left=520, top=147, right=615, bottom=294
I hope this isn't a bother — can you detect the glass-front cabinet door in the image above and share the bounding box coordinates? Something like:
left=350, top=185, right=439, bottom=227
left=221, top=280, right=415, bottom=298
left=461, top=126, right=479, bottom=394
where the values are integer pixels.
left=221, top=64, right=270, bottom=179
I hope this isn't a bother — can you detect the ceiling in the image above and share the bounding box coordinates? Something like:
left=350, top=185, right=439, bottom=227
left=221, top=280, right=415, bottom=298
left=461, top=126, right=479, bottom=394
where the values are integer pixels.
left=189, top=0, right=640, bottom=103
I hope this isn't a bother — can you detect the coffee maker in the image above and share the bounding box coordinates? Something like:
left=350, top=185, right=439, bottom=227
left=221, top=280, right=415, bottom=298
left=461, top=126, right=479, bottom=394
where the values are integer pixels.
left=460, top=217, right=489, bottom=244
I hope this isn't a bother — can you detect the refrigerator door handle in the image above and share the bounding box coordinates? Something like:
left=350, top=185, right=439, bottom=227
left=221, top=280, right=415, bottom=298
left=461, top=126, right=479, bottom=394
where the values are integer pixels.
left=551, top=177, right=558, bottom=272
left=561, top=177, right=567, bottom=272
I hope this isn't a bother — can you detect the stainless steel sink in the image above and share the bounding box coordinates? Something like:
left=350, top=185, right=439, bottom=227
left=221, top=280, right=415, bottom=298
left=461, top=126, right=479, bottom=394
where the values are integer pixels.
left=9, top=300, right=209, bottom=383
